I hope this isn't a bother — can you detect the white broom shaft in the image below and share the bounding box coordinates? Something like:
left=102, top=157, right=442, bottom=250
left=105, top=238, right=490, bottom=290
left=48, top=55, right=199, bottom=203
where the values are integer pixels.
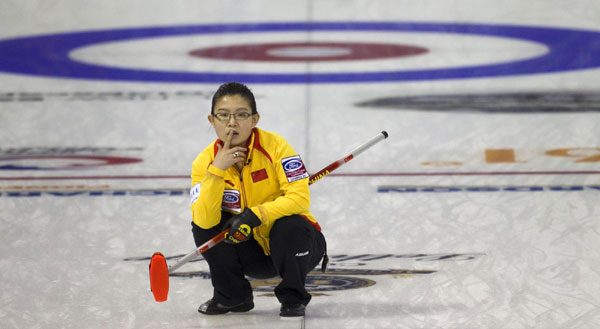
left=347, top=131, right=388, bottom=159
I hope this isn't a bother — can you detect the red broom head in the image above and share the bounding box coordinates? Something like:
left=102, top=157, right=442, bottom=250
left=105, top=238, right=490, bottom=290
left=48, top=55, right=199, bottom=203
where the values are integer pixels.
left=149, top=252, right=169, bottom=302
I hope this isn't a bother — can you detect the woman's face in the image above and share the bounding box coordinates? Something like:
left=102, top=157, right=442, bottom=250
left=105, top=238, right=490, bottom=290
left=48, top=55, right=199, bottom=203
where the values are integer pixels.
left=208, top=94, right=260, bottom=147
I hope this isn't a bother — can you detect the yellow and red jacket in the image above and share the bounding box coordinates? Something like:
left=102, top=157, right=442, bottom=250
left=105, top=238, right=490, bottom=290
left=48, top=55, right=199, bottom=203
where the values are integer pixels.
left=190, top=128, right=320, bottom=255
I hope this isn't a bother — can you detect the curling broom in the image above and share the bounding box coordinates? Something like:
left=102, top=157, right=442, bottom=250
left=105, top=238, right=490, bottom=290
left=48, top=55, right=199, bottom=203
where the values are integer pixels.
left=149, top=131, right=388, bottom=302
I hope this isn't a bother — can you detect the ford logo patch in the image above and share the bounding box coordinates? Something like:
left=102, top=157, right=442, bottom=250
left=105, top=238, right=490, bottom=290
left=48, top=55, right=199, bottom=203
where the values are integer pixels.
left=284, top=160, right=302, bottom=171
left=223, top=193, right=239, bottom=203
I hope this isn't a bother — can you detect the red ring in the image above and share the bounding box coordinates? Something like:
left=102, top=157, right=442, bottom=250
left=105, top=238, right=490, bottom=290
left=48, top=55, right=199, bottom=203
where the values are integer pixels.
left=189, top=42, right=428, bottom=62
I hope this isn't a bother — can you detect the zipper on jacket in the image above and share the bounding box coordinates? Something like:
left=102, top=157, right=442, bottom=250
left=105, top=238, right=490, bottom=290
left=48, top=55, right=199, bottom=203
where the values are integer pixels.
left=239, top=169, right=249, bottom=211
left=239, top=164, right=270, bottom=254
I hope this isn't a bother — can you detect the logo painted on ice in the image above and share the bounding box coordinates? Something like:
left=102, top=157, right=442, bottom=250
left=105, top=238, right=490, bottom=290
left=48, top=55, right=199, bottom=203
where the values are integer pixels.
left=125, top=253, right=486, bottom=293
left=0, top=147, right=144, bottom=170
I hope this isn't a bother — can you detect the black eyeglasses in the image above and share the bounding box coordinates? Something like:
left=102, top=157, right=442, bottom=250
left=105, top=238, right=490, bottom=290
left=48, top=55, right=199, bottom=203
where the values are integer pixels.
left=212, top=112, right=253, bottom=122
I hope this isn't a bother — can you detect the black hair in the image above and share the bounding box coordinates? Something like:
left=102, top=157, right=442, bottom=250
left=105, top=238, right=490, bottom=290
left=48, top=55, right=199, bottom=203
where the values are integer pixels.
left=211, top=82, right=257, bottom=114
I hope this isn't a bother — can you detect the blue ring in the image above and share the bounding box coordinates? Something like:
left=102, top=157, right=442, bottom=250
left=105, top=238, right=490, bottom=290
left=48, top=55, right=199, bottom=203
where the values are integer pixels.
left=1, top=22, right=600, bottom=83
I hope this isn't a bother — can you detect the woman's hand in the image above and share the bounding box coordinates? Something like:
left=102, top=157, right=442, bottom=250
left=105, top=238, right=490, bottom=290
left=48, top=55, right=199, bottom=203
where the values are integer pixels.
left=212, top=130, right=247, bottom=171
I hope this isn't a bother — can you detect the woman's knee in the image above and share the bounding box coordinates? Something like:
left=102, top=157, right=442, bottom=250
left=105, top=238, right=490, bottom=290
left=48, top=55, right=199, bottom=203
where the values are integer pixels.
left=270, top=216, right=311, bottom=243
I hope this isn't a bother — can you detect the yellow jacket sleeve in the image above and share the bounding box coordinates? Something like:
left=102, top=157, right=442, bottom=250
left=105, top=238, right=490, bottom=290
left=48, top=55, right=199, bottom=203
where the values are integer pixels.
left=252, top=139, right=311, bottom=227
left=190, top=150, right=225, bottom=229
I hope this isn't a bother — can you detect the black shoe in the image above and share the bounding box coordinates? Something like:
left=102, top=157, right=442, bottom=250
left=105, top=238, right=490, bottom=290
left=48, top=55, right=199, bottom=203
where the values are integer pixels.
left=198, top=298, right=254, bottom=315
left=280, top=303, right=305, bottom=317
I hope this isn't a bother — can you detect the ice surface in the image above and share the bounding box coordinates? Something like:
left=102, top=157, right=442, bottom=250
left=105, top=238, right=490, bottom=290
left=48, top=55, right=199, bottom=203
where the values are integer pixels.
left=1, top=1, right=600, bottom=328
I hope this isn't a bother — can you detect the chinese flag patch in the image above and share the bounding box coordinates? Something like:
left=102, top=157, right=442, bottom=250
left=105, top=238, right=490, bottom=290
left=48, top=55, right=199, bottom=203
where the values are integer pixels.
left=251, top=168, right=268, bottom=183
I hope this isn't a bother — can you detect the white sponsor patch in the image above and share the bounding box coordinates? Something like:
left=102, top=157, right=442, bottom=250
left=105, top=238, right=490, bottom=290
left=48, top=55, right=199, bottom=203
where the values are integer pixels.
left=222, top=189, right=242, bottom=213
left=295, top=251, right=310, bottom=257
left=190, top=183, right=201, bottom=205
left=281, top=155, right=309, bottom=183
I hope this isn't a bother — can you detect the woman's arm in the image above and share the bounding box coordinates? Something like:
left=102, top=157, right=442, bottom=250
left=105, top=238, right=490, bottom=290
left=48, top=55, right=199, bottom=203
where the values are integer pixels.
left=190, top=152, right=226, bottom=229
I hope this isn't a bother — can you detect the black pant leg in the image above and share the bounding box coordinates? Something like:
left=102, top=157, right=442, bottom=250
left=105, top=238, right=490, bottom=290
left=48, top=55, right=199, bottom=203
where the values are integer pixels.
left=269, top=215, right=326, bottom=306
left=191, top=221, right=252, bottom=305
left=191, top=215, right=278, bottom=306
